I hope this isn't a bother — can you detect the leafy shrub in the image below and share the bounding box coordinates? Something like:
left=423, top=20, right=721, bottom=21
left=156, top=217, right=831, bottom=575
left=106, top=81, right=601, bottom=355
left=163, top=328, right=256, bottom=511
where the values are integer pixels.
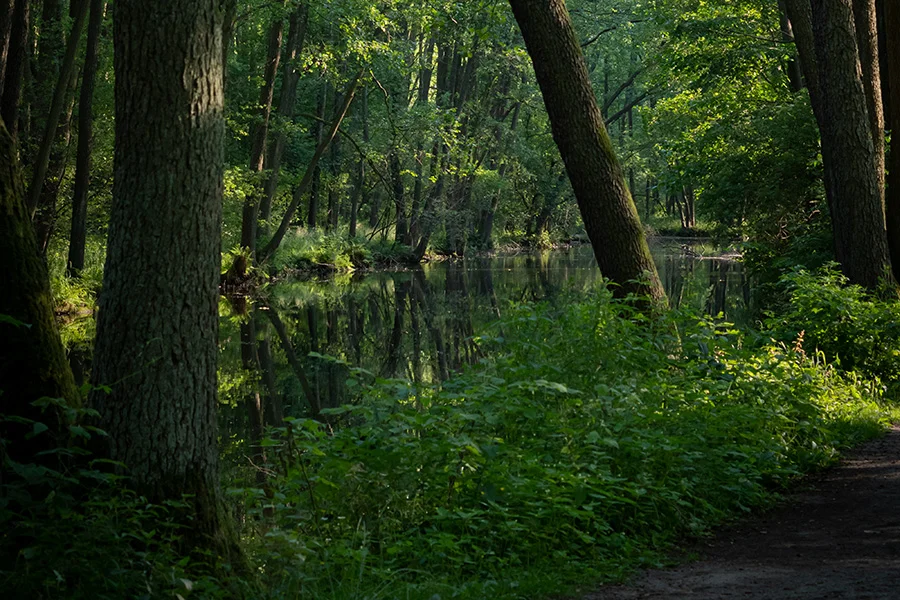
left=234, top=289, right=893, bottom=599
left=766, top=265, right=900, bottom=395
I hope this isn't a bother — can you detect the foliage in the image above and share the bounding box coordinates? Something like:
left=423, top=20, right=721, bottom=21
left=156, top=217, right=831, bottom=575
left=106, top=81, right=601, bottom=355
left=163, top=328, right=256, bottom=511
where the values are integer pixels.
left=766, top=266, right=900, bottom=396
left=269, top=229, right=414, bottom=274
left=229, top=288, right=893, bottom=599
left=0, top=402, right=244, bottom=599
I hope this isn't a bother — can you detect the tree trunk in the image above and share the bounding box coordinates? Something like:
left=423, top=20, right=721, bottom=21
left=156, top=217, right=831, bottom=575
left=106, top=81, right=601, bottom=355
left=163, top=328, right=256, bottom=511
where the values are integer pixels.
left=0, top=121, right=78, bottom=464
left=0, top=0, right=26, bottom=140
left=67, top=0, right=105, bottom=278
left=852, top=0, right=885, bottom=194
left=259, top=4, right=309, bottom=230
left=307, top=81, right=327, bottom=229
left=507, top=0, right=665, bottom=303
left=778, top=0, right=804, bottom=92
left=884, top=0, right=900, bottom=279
left=26, top=0, right=88, bottom=216
left=89, top=0, right=242, bottom=563
left=260, top=71, right=361, bottom=262
left=240, top=7, right=284, bottom=265
left=811, top=0, right=893, bottom=288
left=0, top=0, right=13, bottom=99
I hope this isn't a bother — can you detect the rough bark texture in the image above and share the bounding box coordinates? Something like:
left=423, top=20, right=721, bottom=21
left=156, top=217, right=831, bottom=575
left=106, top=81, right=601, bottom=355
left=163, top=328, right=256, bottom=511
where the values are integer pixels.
left=811, top=0, right=893, bottom=289
left=852, top=0, right=885, bottom=194
left=885, top=0, right=900, bottom=279
left=89, top=0, right=241, bottom=562
left=507, top=0, right=664, bottom=303
left=0, top=120, right=78, bottom=463
left=67, top=0, right=105, bottom=278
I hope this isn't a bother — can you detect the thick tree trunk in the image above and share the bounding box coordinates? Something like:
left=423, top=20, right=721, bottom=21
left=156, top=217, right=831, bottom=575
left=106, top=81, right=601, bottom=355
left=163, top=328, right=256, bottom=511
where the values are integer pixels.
left=885, top=0, right=900, bottom=279
left=852, top=0, right=885, bottom=194
left=0, top=121, right=78, bottom=464
left=0, top=0, right=26, bottom=140
left=508, top=0, right=664, bottom=303
left=89, top=0, right=242, bottom=563
left=67, top=0, right=104, bottom=278
left=811, top=0, right=892, bottom=288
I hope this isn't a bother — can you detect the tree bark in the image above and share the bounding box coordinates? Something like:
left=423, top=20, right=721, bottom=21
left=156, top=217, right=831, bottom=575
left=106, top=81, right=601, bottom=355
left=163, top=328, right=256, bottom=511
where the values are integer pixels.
left=811, top=0, right=893, bottom=288
left=89, top=0, right=242, bottom=563
left=852, top=0, right=885, bottom=194
left=67, top=0, right=105, bottom=278
left=0, top=120, right=78, bottom=464
left=508, top=0, right=665, bottom=303
left=884, top=0, right=900, bottom=279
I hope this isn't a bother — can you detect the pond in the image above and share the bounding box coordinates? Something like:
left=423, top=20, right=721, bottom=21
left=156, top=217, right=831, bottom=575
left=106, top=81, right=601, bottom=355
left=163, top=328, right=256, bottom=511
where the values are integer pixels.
left=218, top=239, right=749, bottom=436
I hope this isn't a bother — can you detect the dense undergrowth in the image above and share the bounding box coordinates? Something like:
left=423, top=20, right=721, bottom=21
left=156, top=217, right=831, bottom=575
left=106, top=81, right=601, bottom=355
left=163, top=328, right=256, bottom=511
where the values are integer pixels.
left=268, top=230, right=416, bottom=274
left=4, top=272, right=899, bottom=599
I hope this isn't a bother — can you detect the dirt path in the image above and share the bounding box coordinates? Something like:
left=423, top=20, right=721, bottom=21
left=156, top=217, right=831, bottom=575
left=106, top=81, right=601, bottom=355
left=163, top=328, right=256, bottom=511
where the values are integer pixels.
left=588, top=426, right=900, bottom=600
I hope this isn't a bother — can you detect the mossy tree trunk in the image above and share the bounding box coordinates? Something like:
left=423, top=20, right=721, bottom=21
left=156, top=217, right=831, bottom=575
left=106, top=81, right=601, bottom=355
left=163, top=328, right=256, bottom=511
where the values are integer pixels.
left=0, top=120, right=79, bottom=464
left=88, top=0, right=243, bottom=564
left=507, top=0, right=665, bottom=304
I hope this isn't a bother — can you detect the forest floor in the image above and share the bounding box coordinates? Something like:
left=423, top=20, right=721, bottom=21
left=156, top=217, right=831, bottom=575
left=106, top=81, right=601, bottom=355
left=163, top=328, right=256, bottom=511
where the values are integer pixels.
left=587, top=425, right=900, bottom=600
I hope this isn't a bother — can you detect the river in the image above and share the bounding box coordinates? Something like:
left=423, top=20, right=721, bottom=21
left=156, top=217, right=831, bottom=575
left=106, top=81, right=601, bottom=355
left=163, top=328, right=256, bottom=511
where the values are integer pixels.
left=218, top=239, right=748, bottom=433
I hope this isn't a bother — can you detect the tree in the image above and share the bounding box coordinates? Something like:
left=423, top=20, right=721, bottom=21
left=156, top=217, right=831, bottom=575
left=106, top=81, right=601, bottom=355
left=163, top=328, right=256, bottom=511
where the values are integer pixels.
left=88, top=0, right=242, bottom=561
left=784, top=0, right=892, bottom=289
left=67, top=0, right=106, bottom=278
left=884, top=0, right=900, bottom=280
left=0, top=120, right=78, bottom=464
left=507, top=0, right=665, bottom=303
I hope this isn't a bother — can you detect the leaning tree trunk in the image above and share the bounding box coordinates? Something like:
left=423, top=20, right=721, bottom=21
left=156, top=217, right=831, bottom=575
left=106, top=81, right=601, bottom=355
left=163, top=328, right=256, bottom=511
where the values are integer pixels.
left=89, top=0, right=243, bottom=563
left=507, top=0, right=665, bottom=304
left=811, top=0, right=893, bottom=289
left=0, top=120, right=79, bottom=465
left=67, top=0, right=105, bottom=278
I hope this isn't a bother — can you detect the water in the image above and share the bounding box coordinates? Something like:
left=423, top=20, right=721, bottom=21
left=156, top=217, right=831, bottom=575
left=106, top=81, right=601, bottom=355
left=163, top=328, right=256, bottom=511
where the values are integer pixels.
left=218, top=240, right=748, bottom=431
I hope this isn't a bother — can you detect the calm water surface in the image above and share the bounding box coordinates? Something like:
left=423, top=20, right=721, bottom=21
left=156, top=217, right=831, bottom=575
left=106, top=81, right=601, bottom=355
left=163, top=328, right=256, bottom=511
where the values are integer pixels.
left=219, top=240, right=748, bottom=434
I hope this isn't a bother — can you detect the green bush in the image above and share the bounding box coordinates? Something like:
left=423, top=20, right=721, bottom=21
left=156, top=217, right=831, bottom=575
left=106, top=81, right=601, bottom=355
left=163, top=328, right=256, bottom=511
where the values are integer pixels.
left=234, top=289, right=893, bottom=599
left=766, top=265, right=900, bottom=396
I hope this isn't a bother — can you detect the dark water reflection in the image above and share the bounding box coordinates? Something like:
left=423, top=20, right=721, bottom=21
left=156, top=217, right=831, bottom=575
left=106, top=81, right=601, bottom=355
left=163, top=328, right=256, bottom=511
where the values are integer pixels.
left=219, top=240, right=748, bottom=432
